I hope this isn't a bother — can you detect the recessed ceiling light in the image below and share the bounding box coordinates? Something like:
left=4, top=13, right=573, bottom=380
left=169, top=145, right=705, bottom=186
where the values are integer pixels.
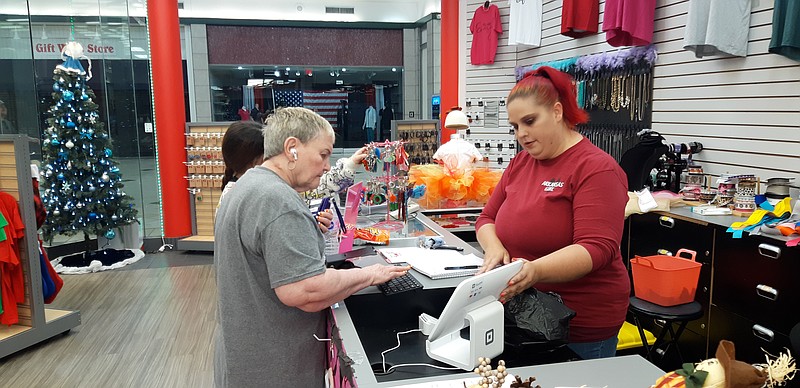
left=237, top=66, right=243, bottom=70
left=391, top=68, right=397, bottom=72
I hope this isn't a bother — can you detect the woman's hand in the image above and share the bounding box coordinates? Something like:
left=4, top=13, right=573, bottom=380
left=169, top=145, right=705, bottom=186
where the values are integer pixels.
left=498, top=259, right=539, bottom=304
left=349, top=146, right=369, bottom=165
left=362, top=264, right=412, bottom=286
left=316, top=209, right=334, bottom=233
left=478, top=245, right=510, bottom=274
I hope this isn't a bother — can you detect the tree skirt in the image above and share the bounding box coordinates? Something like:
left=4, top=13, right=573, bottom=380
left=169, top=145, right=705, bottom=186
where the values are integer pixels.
left=51, top=248, right=145, bottom=274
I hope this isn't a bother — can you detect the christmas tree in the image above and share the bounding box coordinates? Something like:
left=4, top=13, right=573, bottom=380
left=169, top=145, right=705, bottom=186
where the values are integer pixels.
left=40, top=41, right=137, bottom=241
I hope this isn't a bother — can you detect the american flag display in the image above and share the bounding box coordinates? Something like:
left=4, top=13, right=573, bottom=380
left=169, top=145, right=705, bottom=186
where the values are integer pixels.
left=274, top=90, right=304, bottom=107
left=303, top=91, right=348, bottom=130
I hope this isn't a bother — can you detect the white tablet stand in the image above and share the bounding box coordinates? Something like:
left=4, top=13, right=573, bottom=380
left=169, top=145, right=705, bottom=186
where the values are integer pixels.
left=424, top=260, right=523, bottom=370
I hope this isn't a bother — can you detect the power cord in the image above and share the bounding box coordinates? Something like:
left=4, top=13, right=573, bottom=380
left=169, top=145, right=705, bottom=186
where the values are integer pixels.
left=379, top=329, right=461, bottom=375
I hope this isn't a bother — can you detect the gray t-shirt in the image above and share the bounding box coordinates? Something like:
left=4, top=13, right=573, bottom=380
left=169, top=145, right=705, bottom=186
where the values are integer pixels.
left=683, top=0, right=752, bottom=58
left=214, top=166, right=327, bottom=388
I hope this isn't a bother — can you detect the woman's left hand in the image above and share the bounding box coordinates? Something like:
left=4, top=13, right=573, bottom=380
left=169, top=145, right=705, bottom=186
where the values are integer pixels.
left=316, top=209, right=334, bottom=233
left=498, top=258, right=539, bottom=304
left=349, top=146, right=369, bottom=165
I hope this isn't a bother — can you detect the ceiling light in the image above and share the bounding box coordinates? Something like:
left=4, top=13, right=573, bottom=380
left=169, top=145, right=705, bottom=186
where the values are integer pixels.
left=329, top=71, right=335, bottom=76
left=341, top=68, right=347, bottom=72
left=274, top=70, right=280, bottom=77
left=285, top=67, right=290, bottom=71
left=391, top=68, right=397, bottom=72
left=131, top=47, right=145, bottom=52
left=6, top=18, right=29, bottom=22
left=237, top=66, right=243, bottom=70
left=295, top=71, right=301, bottom=76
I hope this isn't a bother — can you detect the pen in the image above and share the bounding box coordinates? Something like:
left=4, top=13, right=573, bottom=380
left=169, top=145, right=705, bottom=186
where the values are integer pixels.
left=432, top=245, right=464, bottom=251
left=444, top=265, right=480, bottom=270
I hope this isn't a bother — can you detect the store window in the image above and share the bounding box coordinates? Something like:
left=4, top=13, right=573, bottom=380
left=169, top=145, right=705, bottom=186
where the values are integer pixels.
left=0, top=0, right=187, bottom=244
left=209, top=65, right=403, bottom=148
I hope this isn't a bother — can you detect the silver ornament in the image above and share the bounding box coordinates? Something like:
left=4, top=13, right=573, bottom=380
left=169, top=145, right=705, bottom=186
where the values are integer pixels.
left=102, top=173, right=110, bottom=182
left=53, top=210, right=60, bottom=216
left=65, top=140, right=74, bottom=149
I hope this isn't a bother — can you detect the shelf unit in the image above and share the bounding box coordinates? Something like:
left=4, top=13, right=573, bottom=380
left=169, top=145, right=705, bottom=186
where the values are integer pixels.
left=176, top=122, right=231, bottom=251
left=0, top=135, right=81, bottom=359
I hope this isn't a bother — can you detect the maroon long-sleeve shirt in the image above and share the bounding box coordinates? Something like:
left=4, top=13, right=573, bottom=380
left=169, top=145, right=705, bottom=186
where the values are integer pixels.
left=476, top=137, right=630, bottom=343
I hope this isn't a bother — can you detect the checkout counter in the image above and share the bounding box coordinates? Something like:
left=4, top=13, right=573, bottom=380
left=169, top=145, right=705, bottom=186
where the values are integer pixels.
left=326, top=212, right=665, bottom=387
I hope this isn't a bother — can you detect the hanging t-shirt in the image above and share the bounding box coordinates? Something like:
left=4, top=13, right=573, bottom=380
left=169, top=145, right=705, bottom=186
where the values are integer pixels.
left=602, top=0, right=657, bottom=47
left=684, top=0, right=752, bottom=58
left=508, top=0, right=542, bottom=46
left=769, top=0, right=800, bottom=61
left=470, top=4, right=502, bottom=65
left=561, top=0, right=599, bottom=38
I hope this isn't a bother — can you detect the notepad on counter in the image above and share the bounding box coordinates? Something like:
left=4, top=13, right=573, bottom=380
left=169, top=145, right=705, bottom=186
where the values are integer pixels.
left=377, top=247, right=484, bottom=279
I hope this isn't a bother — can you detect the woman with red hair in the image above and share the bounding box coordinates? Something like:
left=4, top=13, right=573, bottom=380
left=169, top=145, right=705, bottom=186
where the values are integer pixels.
left=475, top=67, right=630, bottom=359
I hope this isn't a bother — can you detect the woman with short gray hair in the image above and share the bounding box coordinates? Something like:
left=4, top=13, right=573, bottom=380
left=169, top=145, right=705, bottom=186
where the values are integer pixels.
left=213, top=107, right=409, bottom=388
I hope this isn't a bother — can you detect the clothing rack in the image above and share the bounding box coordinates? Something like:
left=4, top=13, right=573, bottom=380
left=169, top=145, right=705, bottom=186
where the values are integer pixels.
left=0, top=135, right=80, bottom=359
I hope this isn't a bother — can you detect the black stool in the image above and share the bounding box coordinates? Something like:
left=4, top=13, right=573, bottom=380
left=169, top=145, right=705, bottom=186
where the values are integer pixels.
left=628, top=296, right=703, bottom=363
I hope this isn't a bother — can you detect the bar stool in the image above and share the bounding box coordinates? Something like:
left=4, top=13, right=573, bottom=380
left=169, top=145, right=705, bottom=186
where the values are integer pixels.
left=628, top=296, right=703, bottom=363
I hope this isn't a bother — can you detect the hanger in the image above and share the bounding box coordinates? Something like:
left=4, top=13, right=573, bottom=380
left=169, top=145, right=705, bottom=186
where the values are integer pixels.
left=484, top=1, right=490, bottom=9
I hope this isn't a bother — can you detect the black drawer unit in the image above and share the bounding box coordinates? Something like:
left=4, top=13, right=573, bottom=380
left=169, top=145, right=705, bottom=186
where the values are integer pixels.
left=628, top=213, right=714, bottom=340
left=713, top=236, right=800, bottom=336
left=708, top=306, right=792, bottom=363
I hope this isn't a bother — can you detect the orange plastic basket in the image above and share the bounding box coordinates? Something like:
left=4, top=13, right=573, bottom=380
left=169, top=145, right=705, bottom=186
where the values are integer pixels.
left=630, top=249, right=701, bottom=307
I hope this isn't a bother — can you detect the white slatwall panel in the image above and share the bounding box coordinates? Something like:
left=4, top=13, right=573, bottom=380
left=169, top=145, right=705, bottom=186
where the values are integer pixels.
left=461, top=0, right=800, bottom=190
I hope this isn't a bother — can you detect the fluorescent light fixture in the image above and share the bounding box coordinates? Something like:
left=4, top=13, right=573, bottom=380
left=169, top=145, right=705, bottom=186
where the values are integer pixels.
left=6, top=18, right=29, bottom=22
left=131, top=47, right=145, bottom=52
left=247, top=78, right=272, bottom=86
left=134, top=54, right=148, bottom=59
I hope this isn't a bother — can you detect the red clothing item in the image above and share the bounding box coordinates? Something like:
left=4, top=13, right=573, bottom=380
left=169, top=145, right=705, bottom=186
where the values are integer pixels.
left=562, top=0, right=599, bottom=38
left=602, top=0, right=657, bottom=47
left=0, top=192, right=26, bottom=325
left=470, top=4, right=502, bottom=65
left=476, top=138, right=630, bottom=343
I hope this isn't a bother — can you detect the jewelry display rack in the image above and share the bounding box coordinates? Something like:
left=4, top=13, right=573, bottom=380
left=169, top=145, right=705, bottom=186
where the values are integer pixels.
left=391, top=120, right=440, bottom=165
left=0, top=135, right=81, bottom=358
left=175, top=122, right=231, bottom=251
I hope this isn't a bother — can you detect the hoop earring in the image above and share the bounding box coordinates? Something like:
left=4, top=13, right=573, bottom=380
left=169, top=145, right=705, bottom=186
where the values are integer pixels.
left=288, top=160, right=296, bottom=171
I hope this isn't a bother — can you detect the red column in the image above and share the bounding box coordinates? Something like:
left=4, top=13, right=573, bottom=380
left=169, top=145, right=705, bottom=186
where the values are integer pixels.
left=147, top=1, right=191, bottom=238
left=440, top=0, right=460, bottom=142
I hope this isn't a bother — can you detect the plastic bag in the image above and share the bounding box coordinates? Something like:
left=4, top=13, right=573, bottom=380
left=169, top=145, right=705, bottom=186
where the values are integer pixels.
left=503, top=288, right=576, bottom=348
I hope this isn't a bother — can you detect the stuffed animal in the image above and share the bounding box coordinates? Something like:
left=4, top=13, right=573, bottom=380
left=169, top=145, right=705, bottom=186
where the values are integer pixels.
left=653, top=340, right=795, bottom=388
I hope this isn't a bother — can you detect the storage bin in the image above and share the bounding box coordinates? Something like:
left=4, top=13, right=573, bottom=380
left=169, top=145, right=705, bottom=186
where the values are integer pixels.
left=630, top=249, right=701, bottom=307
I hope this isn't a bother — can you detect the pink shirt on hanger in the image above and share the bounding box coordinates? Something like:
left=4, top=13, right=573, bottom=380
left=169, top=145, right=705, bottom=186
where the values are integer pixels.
left=602, top=0, right=657, bottom=47
left=470, top=4, right=502, bottom=65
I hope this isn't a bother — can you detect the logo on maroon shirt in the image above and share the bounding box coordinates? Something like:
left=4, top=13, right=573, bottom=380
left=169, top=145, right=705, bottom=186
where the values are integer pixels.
left=541, top=179, right=564, bottom=192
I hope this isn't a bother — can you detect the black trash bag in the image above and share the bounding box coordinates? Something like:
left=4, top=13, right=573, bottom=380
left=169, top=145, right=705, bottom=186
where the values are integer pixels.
left=504, top=288, right=576, bottom=349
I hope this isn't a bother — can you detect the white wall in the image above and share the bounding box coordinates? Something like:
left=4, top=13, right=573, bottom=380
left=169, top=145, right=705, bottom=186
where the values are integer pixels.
left=461, top=0, right=800, bottom=188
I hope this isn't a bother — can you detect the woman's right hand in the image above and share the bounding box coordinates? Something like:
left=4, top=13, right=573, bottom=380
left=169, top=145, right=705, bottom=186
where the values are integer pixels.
left=363, top=264, right=412, bottom=286
left=479, top=245, right=510, bottom=274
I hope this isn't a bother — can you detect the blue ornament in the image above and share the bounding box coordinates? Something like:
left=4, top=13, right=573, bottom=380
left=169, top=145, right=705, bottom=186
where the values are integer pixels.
left=104, top=148, right=112, bottom=157
left=80, top=132, right=92, bottom=140
left=110, top=166, right=120, bottom=173
left=88, top=212, right=97, bottom=220
left=63, top=91, right=74, bottom=101
left=50, top=139, right=60, bottom=146
left=66, top=121, right=76, bottom=129
left=53, top=83, right=61, bottom=92
left=57, top=173, right=65, bottom=180
left=105, top=230, right=116, bottom=240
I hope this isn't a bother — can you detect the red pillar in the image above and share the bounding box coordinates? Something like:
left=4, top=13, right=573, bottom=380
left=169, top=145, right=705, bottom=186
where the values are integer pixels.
left=440, top=0, right=460, bottom=142
left=147, top=0, right=191, bottom=238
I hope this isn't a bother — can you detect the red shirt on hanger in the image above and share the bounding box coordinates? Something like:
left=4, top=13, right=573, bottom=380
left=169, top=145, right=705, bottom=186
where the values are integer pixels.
left=470, top=4, right=502, bottom=65
left=562, top=0, right=600, bottom=38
